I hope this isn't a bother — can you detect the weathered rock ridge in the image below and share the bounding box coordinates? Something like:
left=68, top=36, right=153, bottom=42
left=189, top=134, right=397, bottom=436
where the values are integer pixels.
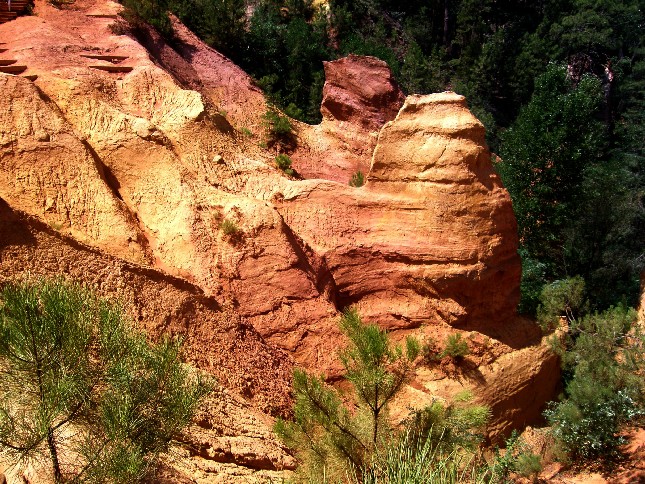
left=320, top=54, right=405, bottom=131
left=278, top=93, right=520, bottom=337
left=1, top=0, right=556, bottom=479
left=293, top=54, right=405, bottom=182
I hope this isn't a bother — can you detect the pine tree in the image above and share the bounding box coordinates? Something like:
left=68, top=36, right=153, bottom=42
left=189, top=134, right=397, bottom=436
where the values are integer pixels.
left=275, top=308, right=419, bottom=480
left=0, top=279, right=209, bottom=483
left=275, top=309, right=491, bottom=481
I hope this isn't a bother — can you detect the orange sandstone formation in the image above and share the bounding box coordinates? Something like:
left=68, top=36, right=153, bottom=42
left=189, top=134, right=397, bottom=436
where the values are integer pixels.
left=0, top=0, right=559, bottom=478
left=280, top=93, right=521, bottom=331
left=293, top=55, right=405, bottom=182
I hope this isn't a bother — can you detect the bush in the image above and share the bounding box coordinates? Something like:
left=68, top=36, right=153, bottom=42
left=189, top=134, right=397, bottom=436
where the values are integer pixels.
left=120, top=0, right=172, bottom=37
left=0, top=279, right=209, bottom=483
left=515, top=452, right=542, bottom=479
left=275, top=154, right=295, bottom=176
left=487, top=431, right=542, bottom=482
left=421, top=336, right=440, bottom=363
left=441, top=333, right=470, bottom=360
left=349, top=171, right=365, bottom=187
left=263, top=107, right=293, bottom=146
left=544, top=303, right=644, bottom=460
left=219, top=218, right=239, bottom=236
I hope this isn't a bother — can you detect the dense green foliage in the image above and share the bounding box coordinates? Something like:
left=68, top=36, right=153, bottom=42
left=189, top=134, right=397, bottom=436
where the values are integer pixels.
left=275, top=309, right=494, bottom=482
left=539, top=278, right=645, bottom=460
left=0, top=279, right=209, bottom=483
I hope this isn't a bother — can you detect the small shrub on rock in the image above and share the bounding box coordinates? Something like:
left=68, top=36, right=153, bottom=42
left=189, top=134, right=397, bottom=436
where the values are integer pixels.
left=349, top=171, right=365, bottom=187
left=219, top=218, right=239, bottom=236
left=275, top=154, right=294, bottom=176
left=421, top=336, right=440, bottom=364
left=441, top=333, right=470, bottom=360
left=263, top=107, right=293, bottom=147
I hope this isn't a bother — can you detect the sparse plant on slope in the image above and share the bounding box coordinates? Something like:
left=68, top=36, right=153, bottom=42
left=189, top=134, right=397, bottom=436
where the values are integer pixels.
left=276, top=309, right=491, bottom=482
left=219, top=218, right=239, bottom=236
left=275, top=154, right=295, bottom=176
left=275, top=308, right=419, bottom=480
left=441, top=333, right=470, bottom=360
left=263, top=107, right=294, bottom=148
left=0, top=279, right=210, bottom=483
left=349, top=171, right=365, bottom=187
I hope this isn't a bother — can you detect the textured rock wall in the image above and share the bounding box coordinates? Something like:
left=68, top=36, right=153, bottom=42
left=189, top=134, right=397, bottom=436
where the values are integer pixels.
left=0, top=198, right=292, bottom=416
left=320, top=54, right=405, bottom=131
left=294, top=55, right=405, bottom=182
left=0, top=75, right=145, bottom=261
left=277, top=93, right=520, bottom=331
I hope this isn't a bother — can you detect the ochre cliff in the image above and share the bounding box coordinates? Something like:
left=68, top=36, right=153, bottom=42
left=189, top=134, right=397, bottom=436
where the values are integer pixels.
left=293, top=55, right=405, bottom=182
left=0, top=199, right=295, bottom=481
left=277, top=93, right=520, bottom=334
left=0, top=0, right=558, bottom=479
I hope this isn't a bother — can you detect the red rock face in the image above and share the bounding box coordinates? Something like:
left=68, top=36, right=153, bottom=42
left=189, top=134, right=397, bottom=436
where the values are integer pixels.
left=277, top=93, right=521, bottom=332
left=292, top=55, right=405, bottom=183
left=320, top=54, right=405, bottom=131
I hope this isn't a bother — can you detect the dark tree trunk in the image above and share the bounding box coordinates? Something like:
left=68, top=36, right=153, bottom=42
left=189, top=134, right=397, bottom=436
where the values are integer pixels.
left=443, top=0, right=449, bottom=47
left=47, top=428, right=63, bottom=484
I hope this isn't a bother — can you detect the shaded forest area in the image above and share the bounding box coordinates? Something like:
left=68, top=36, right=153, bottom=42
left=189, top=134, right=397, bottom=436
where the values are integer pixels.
left=123, top=0, right=644, bottom=315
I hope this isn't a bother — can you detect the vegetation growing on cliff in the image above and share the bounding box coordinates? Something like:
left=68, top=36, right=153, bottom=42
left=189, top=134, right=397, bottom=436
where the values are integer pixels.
left=0, top=279, right=209, bottom=483
left=538, top=278, right=645, bottom=460
left=275, top=309, right=496, bottom=482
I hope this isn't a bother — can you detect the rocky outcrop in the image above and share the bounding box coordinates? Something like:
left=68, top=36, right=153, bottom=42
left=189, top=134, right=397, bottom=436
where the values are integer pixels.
left=1, top=3, right=519, bottom=369
left=170, top=387, right=296, bottom=483
left=293, top=55, right=405, bottom=182
left=0, top=75, right=146, bottom=263
left=136, top=13, right=269, bottom=134
left=277, top=93, right=520, bottom=332
left=320, top=54, right=405, bottom=131
left=0, top=196, right=296, bottom=479
left=390, top=321, right=560, bottom=443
